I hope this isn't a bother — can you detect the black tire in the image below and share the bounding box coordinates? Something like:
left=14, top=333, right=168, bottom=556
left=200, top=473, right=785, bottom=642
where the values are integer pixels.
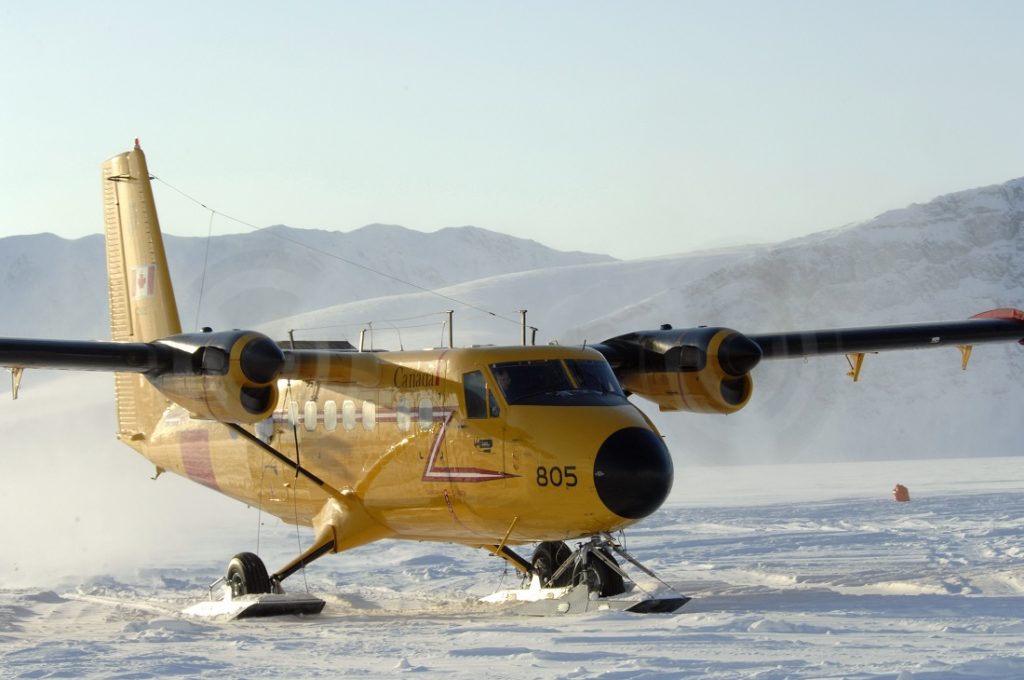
left=531, top=541, right=573, bottom=587
left=572, top=548, right=625, bottom=597
left=226, top=552, right=271, bottom=597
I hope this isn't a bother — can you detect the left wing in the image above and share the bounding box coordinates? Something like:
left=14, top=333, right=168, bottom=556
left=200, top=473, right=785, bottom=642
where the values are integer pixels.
left=749, top=308, right=1024, bottom=359
left=594, top=308, right=1024, bottom=413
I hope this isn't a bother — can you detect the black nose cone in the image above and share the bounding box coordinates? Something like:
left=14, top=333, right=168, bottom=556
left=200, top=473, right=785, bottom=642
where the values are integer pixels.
left=594, top=428, right=673, bottom=520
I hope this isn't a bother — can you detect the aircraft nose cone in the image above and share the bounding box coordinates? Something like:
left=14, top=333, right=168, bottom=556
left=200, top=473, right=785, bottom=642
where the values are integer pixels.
left=593, top=428, right=673, bottom=520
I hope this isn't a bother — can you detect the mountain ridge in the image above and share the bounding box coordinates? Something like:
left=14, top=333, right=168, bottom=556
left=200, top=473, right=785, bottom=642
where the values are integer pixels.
left=0, top=223, right=613, bottom=338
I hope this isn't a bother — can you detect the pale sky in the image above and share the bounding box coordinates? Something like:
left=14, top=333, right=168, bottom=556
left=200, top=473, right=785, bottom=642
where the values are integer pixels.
left=2, top=1, right=1023, bottom=260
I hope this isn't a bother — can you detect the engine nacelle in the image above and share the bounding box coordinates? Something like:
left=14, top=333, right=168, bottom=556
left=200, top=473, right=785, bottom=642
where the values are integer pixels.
left=618, top=363, right=753, bottom=414
left=149, top=330, right=285, bottom=423
left=596, top=326, right=761, bottom=414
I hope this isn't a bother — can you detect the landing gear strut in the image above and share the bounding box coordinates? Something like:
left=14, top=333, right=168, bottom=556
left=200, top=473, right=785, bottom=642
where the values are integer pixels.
left=570, top=546, right=625, bottom=597
left=531, top=540, right=625, bottom=596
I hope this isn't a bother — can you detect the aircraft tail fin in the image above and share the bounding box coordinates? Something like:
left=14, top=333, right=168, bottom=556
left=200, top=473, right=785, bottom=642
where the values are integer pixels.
left=101, top=141, right=182, bottom=444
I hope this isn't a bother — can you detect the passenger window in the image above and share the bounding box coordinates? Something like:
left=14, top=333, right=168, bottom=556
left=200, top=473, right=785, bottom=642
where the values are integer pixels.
left=324, top=400, right=338, bottom=432
left=342, top=400, right=356, bottom=431
left=362, top=400, right=376, bottom=431
left=397, top=397, right=411, bottom=432
left=419, top=398, right=433, bottom=431
left=303, top=401, right=317, bottom=432
left=463, top=371, right=487, bottom=419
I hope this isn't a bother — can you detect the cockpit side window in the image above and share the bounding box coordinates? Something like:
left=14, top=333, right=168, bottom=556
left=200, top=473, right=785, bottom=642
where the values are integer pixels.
left=463, top=370, right=488, bottom=419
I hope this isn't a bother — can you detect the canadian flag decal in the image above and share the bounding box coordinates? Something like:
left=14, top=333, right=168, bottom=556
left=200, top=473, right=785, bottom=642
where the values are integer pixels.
left=133, top=264, right=156, bottom=299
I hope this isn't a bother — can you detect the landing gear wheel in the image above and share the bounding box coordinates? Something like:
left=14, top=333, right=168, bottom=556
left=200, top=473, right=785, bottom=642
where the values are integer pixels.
left=226, top=552, right=271, bottom=597
left=572, top=547, right=625, bottom=597
left=531, top=541, right=572, bottom=587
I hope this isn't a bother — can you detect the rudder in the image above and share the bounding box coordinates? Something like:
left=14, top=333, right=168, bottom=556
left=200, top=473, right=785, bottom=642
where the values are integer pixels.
left=101, top=141, right=181, bottom=446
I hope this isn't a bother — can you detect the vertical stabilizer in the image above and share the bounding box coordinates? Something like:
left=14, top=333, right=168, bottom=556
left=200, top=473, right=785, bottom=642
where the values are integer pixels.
left=101, top=141, right=181, bottom=445
left=102, top=141, right=182, bottom=342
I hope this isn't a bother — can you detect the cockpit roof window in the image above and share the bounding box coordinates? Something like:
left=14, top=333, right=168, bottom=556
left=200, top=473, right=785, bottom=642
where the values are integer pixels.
left=490, top=359, right=627, bottom=407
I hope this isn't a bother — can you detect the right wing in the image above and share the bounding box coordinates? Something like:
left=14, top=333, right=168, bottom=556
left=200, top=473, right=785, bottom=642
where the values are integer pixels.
left=1, top=330, right=380, bottom=421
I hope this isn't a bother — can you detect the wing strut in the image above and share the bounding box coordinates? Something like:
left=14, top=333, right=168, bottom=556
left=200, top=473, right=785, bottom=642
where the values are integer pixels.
left=10, top=367, right=23, bottom=399
left=958, top=344, right=973, bottom=370
left=225, top=423, right=345, bottom=502
left=846, top=353, right=865, bottom=382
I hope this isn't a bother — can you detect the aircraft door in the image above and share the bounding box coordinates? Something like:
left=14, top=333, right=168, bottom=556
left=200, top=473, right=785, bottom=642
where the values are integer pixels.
left=447, top=370, right=508, bottom=487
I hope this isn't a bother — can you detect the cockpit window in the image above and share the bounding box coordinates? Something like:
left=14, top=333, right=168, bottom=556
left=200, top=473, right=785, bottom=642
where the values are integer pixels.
left=491, top=360, right=571, bottom=404
left=490, top=359, right=627, bottom=406
left=566, top=359, right=625, bottom=397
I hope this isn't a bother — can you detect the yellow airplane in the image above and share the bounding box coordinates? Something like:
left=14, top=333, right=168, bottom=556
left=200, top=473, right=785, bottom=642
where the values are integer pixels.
left=3, top=142, right=1023, bottom=616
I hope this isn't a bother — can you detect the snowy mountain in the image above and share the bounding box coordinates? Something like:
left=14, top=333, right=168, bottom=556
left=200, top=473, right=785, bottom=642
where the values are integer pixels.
left=0, top=223, right=613, bottom=338
left=259, top=246, right=759, bottom=348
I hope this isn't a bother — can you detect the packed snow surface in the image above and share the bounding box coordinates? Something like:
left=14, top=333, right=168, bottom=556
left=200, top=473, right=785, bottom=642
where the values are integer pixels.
left=2, top=457, right=1022, bottom=678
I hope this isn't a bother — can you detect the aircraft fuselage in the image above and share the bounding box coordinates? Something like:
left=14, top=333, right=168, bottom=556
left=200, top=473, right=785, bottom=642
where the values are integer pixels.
left=139, top=344, right=674, bottom=550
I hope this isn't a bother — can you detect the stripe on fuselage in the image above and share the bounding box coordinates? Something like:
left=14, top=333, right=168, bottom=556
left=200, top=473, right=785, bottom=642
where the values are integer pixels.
left=181, top=429, right=220, bottom=491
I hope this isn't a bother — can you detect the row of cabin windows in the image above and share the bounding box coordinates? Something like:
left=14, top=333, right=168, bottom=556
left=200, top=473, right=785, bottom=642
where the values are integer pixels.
left=288, top=398, right=435, bottom=434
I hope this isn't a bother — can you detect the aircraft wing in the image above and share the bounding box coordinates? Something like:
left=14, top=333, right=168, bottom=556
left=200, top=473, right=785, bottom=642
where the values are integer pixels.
left=0, top=332, right=375, bottom=382
left=0, top=338, right=170, bottom=373
left=4, top=309, right=1022, bottom=417
left=749, top=309, right=1024, bottom=359
left=595, top=308, right=1024, bottom=413
left=0, top=329, right=379, bottom=418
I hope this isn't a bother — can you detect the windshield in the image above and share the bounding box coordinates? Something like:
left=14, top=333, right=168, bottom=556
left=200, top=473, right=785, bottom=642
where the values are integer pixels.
left=566, top=359, right=625, bottom=396
left=490, top=359, right=626, bottom=406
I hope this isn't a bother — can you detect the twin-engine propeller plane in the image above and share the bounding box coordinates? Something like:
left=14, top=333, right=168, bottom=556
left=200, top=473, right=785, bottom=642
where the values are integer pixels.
left=3, top=142, right=1023, bottom=617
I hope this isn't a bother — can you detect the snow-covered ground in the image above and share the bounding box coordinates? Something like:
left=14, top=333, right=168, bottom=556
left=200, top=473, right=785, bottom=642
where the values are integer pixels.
left=2, top=457, right=1022, bottom=679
